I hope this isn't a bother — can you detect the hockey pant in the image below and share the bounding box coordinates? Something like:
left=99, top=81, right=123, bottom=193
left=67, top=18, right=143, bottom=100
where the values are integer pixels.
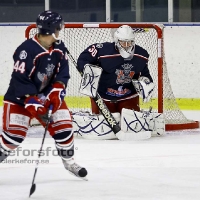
left=90, top=94, right=140, bottom=114
left=0, top=101, right=73, bottom=162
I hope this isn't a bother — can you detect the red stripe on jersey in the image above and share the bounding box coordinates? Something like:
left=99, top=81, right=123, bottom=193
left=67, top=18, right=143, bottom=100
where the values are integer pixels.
left=98, top=54, right=121, bottom=59
left=102, top=93, right=138, bottom=102
left=134, top=54, right=148, bottom=60
left=99, top=54, right=148, bottom=60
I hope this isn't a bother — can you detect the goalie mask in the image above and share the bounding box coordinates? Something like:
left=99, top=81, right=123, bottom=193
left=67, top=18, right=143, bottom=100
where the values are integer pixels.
left=36, top=10, right=64, bottom=41
left=114, top=25, right=135, bottom=59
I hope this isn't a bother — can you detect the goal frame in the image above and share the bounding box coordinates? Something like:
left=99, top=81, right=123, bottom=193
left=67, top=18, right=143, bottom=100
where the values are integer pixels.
left=25, top=23, right=200, bottom=131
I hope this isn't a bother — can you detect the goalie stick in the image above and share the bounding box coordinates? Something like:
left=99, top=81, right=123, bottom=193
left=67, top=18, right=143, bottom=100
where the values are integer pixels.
left=65, top=47, right=151, bottom=141
left=29, top=105, right=53, bottom=197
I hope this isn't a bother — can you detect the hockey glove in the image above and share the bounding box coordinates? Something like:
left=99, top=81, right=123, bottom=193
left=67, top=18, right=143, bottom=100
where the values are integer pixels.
left=132, top=76, right=155, bottom=103
left=45, top=82, right=66, bottom=113
left=25, top=96, right=48, bottom=118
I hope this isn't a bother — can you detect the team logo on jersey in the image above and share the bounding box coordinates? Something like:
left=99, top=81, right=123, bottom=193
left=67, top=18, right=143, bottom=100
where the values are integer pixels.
left=96, top=43, right=103, bottom=48
left=19, top=50, right=27, bottom=59
left=106, top=86, right=131, bottom=97
left=115, top=63, right=135, bottom=84
left=46, top=64, right=55, bottom=76
left=38, top=64, right=55, bottom=91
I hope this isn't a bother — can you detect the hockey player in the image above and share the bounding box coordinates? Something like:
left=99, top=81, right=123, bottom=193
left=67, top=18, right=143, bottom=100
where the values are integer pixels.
left=77, top=25, right=155, bottom=115
left=0, top=10, right=87, bottom=180
left=74, top=25, right=165, bottom=140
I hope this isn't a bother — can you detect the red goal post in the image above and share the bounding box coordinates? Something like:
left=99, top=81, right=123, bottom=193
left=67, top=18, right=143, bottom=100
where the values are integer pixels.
left=25, top=23, right=199, bottom=131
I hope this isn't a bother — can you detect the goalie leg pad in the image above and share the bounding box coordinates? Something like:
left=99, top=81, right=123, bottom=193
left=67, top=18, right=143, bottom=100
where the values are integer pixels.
left=121, top=108, right=165, bottom=136
left=121, top=108, right=152, bottom=133
left=72, top=112, right=120, bottom=140
left=149, top=112, right=165, bottom=136
left=79, top=64, right=102, bottom=97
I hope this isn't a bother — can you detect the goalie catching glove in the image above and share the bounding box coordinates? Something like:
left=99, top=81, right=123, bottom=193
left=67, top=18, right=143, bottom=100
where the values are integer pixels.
left=132, top=76, right=155, bottom=103
left=25, top=96, right=47, bottom=118
left=45, top=82, right=66, bottom=113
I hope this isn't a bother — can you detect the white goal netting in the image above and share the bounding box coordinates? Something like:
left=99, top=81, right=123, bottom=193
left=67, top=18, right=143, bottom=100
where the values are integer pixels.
left=26, top=23, right=199, bottom=130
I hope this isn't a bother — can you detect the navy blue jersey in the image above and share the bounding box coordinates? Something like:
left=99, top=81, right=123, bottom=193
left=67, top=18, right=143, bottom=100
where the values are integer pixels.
left=4, top=35, right=70, bottom=106
left=77, top=42, right=153, bottom=100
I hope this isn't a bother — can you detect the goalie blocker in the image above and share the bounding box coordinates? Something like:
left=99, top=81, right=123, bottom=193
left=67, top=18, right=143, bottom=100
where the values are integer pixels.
left=72, top=108, right=165, bottom=140
left=79, top=64, right=102, bottom=97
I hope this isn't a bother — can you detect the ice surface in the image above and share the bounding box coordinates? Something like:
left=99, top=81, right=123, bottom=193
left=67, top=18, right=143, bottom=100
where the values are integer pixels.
left=0, top=108, right=200, bottom=200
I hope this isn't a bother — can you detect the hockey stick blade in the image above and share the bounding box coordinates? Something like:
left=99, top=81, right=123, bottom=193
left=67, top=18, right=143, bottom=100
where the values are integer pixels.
left=29, top=184, right=36, bottom=197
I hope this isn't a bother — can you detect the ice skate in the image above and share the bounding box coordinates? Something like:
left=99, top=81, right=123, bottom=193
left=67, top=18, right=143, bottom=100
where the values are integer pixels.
left=62, top=159, right=88, bottom=181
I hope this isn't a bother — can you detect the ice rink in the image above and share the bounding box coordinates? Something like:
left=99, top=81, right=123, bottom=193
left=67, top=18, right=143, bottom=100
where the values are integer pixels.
left=0, top=109, right=200, bottom=200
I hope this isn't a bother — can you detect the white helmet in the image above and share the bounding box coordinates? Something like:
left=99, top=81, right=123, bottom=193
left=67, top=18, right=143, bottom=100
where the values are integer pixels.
left=114, top=25, right=135, bottom=59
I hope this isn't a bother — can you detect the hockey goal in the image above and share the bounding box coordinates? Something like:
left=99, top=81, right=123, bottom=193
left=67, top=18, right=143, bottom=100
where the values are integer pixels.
left=25, top=23, right=199, bottom=131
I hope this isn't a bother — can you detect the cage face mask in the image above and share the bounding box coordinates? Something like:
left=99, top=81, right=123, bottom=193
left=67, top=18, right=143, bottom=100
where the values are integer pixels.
left=114, top=25, right=135, bottom=58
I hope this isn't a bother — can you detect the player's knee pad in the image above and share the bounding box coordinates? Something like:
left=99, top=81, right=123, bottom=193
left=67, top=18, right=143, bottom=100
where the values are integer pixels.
left=72, top=112, right=120, bottom=140
left=51, top=112, right=74, bottom=160
left=49, top=109, right=73, bottom=140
